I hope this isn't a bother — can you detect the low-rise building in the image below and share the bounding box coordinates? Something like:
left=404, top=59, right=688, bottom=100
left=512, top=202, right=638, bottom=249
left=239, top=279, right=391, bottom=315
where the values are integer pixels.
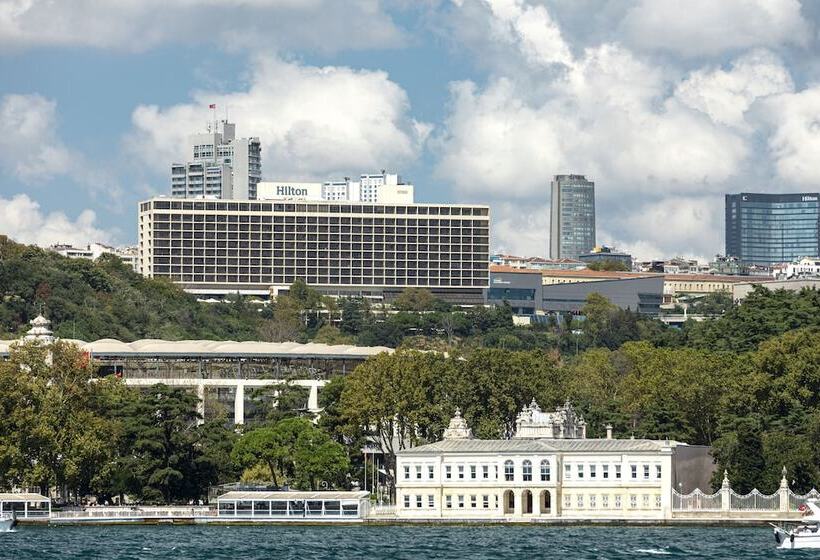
left=777, top=257, right=820, bottom=279
left=578, top=246, right=632, bottom=269
left=732, top=278, right=820, bottom=301
left=395, top=401, right=711, bottom=521
left=49, top=243, right=139, bottom=272
left=490, top=254, right=586, bottom=271
left=487, top=267, right=663, bottom=315
left=662, top=274, right=750, bottom=305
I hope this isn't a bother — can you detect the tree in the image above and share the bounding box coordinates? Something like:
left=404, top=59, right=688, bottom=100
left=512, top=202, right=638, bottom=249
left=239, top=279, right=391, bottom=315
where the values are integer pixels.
left=293, top=426, right=350, bottom=490
left=0, top=341, right=118, bottom=500
left=312, top=324, right=355, bottom=345
left=340, top=298, right=371, bottom=335
left=393, top=288, right=438, bottom=312
left=580, top=293, right=640, bottom=350
left=684, top=287, right=820, bottom=352
left=259, top=295, right=303, bottom=342
left=116, top=385, right=203, bottom=503
left=231, top=427, right=288, bottom=487
left=687, top=291, right=733, bottom=316
left=586, top=259, right=630, bottom=271
left=340, top=351, right=453, bottom=492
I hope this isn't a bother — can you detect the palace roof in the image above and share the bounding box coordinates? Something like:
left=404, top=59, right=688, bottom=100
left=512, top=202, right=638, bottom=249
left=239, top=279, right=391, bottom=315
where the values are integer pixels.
left=397, top=438, right=679, bottom=455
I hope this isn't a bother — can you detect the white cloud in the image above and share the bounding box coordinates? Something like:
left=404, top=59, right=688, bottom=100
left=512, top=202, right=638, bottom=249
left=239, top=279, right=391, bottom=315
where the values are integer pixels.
left=676, top=49, right=794, bottom=128
left=435, top=43, right=749, bottom=199
left=433, top=1, right=779, bottom=260
left=0, top=0, right=404, bottom=54
left=619, top=0, right=811, bottom=57
left=0, top=93, right=72, bottom=183
left=491, top=201, right=550, bottom=257
left=755, top=86, right=820, bottom=186
left=483, top=0, right=573, bottom=67
left=603, top=196, right=724, bottom=263
left=0, top=194, right=112, bottom=247
left=0, top=93, right=124, bottom=204
left=126, top=55, right=429, bottom=180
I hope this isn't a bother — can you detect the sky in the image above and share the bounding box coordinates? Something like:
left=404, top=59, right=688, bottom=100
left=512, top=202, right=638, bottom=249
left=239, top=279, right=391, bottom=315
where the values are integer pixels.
left=1, top=0, right=820, bottom=261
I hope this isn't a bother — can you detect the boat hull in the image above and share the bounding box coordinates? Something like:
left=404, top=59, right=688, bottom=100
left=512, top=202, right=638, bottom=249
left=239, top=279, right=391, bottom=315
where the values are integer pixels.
left=774, top=527, right=820, bottom=549
left=0, top=517, right=14, bottom=532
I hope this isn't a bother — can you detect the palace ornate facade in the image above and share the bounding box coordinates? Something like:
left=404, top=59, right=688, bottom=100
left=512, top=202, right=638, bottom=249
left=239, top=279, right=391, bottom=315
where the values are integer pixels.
left=395, top=401, right=711, bottom=521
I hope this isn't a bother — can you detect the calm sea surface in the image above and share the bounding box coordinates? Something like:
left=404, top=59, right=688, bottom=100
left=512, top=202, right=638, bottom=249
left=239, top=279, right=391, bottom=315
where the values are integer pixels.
left=0, top=524, right=807, bottom=559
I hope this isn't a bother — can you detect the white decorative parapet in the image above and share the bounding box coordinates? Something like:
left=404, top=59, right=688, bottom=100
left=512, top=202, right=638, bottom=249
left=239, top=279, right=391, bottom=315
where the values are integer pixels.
left=672, top=467, right=819, bottom=518
left=672, top=489, right=722, bottom=511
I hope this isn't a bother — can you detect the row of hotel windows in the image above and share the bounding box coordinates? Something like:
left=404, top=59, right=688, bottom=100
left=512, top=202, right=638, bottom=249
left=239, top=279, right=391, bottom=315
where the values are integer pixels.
left=156, top=275, right=488, bottom=287
left=150, top=214, right=488, bottom=227
left=563, top=493, right=662, bottom=510
left=145, top=200, right=490, bottom=216
left=148, top=251, right=488, bottom=262
left=402, top=461, right=662, bottom=482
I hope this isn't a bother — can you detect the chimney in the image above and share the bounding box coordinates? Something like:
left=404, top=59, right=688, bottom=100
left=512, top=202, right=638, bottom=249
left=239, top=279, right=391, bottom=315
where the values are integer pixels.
left=606, top=424, right=613, bottom=440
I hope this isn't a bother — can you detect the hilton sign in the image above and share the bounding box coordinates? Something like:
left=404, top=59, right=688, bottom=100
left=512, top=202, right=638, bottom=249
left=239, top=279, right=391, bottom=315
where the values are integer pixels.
left=277, top=185, right=308, bottom=196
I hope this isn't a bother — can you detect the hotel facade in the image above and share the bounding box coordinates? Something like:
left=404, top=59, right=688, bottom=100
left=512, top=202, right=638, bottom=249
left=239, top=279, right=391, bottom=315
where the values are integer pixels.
left=395, top=401, right=711, bottom=521
left=137, top=197, right=490, bottom=304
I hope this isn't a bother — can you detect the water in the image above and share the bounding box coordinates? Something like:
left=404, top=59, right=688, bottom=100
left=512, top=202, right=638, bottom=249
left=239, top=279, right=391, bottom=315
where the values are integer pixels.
left=0, top=525, right=808, bottom=559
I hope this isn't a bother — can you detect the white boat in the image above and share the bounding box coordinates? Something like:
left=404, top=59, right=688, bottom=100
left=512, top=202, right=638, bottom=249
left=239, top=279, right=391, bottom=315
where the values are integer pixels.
left=773, top=500, right=820, bottom=549
left=0, top=512, right=16, bottom=532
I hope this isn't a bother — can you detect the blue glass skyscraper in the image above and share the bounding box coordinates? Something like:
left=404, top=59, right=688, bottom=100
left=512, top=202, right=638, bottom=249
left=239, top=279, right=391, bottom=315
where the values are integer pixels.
left=725, top=193, right=820, bottom=266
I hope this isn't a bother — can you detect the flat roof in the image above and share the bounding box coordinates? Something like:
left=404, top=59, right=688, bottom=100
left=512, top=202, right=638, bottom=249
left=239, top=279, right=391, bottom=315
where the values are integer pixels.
left=489, top=265, right=544, bottom=274
left=0, top=493, right=50, bottom=502
left=144, top=196, right=489, bottom=209
left=0, top=338, right=393, bottom=359
left=217, top=491, right=369, bottom=501
left=664, top=274, right=752, bottom=283
left=540, top=269, right=655, bottom=279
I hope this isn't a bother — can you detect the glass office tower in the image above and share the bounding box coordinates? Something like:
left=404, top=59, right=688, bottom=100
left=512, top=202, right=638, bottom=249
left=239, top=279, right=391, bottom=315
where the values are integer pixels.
left=549, top=175, right=596, bottom=259
left=725, top=193, right=820, bottom=266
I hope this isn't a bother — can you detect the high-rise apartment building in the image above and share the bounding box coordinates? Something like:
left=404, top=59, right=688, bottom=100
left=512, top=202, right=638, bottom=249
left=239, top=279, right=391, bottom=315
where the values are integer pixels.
left=549, top=175, right=596, bottom=259
left=137, top=197, right=489, bottom=304
left=725, top=193, right=820, bottom=266
left=257, top=171, right=414, bottom=204
left=171, top=121, right=262, bottom=199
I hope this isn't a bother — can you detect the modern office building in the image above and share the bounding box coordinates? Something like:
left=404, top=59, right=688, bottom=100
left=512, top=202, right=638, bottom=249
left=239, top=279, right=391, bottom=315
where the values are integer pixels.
left=578, top=246, right=632, bottom=269
left=549, top=175, right=596, bottom=260
left=487, top=266, right=663, bottom=315
left=172, top=121, right=262, bottom=199
left=395, top=401, right=711, bottom=521
left=725, top=193, right=820, bottom=266
left=257, top=171, right=413, bottom=204
left=137, top=197, right=490, bottom=304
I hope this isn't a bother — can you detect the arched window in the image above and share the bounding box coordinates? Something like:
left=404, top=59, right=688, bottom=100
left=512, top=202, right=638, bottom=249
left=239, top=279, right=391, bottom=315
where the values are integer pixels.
left=540, top=459, right=551, bottom=481
left=504, top=460, right=514, bottom=481
left=522, top=460, right=532, bottom=481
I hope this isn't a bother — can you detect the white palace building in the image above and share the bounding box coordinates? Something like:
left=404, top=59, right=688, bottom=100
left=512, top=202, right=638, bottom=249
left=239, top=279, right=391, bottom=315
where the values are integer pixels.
left=395, top=401, right=712, bottom=521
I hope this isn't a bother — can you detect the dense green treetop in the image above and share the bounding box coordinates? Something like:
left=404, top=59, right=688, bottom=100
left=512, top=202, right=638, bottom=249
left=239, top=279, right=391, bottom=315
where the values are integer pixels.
left=0, top=239, right=261, bottom=341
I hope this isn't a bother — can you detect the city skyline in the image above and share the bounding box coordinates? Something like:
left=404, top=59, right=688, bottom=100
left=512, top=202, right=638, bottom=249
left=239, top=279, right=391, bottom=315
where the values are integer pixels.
left=3, top=1, right=820, bottom=262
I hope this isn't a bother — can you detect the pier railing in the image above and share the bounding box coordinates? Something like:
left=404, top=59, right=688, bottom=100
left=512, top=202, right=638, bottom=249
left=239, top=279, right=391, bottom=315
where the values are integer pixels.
left=51, top=506, right=215, bottom=519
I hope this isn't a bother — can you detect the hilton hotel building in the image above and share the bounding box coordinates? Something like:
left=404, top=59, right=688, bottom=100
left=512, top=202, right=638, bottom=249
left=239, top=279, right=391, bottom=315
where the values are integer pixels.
left=137, top=198, right=490, bottom=305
